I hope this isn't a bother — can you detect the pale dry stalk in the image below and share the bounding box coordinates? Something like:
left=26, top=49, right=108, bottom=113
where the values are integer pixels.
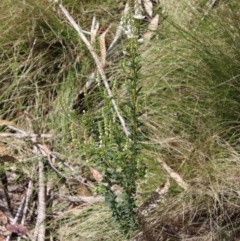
left=57, top=1, right=130, bottom=137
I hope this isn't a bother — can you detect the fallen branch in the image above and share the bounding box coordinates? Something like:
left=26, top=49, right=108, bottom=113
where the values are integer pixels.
left=52, top=193, right=104, bottom=204
left=138, top=178, right=170, bottom=216
left=0, top=133, right=52, bottom=139
left=23, top=113, right=46, bottom=241
left=34, top=160, right=46, bottom=241
left=74, top=3, right=128, bottom=104
left=157, top=158, right=189, bottom=190
left=34, top=142, right=94, bottom=188
left=62, top=161, right=94, bottom=188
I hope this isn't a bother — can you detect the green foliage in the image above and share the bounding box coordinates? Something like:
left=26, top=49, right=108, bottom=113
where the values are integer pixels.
left=64, top=4, right=146, bottom=234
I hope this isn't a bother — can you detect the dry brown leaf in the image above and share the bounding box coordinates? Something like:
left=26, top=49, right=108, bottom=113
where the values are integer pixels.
left=111, top=184, right=123, bottom=195
left=5, top=223, right=27, bottom=235
left=77, top=183, right=92, bottom=196
left=0, top=210, right=8, bottom=226
left=36, top=143, right=51, bottom=157
left=99, top=24, right=112, bottom=66
left=148, top=14, right=159, bottom=31
left=0, top=143, right=10, bottom=157
left=89, top=167, right=103, bottom=183
left=143, top=14, right=159, bottom=40
left=142, top=32, right=152, bottom=41
left=89, top=167, right=123, bottom=195
left=143, top=0, right=153, bottom=17
left=0, top=119, right=16, bottom=127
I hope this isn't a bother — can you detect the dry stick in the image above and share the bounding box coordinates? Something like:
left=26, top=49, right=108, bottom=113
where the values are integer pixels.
left=7, top=195, right=26, bottom=241
left=4, top=123, right=92, bottom=188
left=35, top=141, right=93, bottom=188
left=7, top=125, right=27, bottom=135
left=62, top=160, right=94, bottom=188
left=90, top=16, right=99, bottom=44
left=4, top=124, right=52, bottom=139
left=0, top=133, right=52, bottom=139
left=21, top=179, right=34, bottom=225
left=157, top=158, right=189, bottom=190
left=46, top=153, right=94, bottom=188
left=35, top=160, right=46, bottom=241
left=138, top=178, right=170, bottom=217
left=5, top=199, right=28, bottom=241
left=201, top=0, right=218, bottom=21
left=1, top=122, right=48, bottom=241
left=52, top=193, right=104, bottom=204
left=16, top=179, right=34, bottom=241
left=13, top=197, right=26, bottom=224
left=57, top=2, right=130, bottom=137
left=25, top=115, right=46, bottom=241
left=75, top=4, right=127, bottom=99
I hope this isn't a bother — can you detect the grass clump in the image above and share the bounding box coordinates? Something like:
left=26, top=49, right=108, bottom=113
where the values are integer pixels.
left=137, top=0, right=240, bottom=239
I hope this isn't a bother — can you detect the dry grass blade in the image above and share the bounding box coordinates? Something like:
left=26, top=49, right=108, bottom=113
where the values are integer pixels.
left=0, top=120, right=16, bottom=127
left=90, top=16, right=99, bottom=44
left=99, top=24, right=112, bottom=66
left=107, top=2, right=129, bottom=56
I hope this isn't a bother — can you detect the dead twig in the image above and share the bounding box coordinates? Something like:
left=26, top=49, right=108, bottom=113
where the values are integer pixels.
left=34, top=160, right=46, bottom=241
left=138, top=178, right=170, bottom=216
left=0, top=180, right=14, bottom=224
left=34, top=142, right=94, bottom=188
left=73, top=3, right=128, bottom=108
left=57, top=1, right=130, bottom=137
left=7, top=195, right=25, bottom=241
left=24, top=113, right=46, bottom=241
left=21, top=179, right=34, bottom=226
left=157, top=158, right=189, bottom=190
left=52, top=193, right=104, bottom=204
left=62, top=161, right=94, bottom=188
left=0, top=133, right=52, bottom=139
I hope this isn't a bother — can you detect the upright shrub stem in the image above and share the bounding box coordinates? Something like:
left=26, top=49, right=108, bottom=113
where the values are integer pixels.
left=58, top=0, right=145, bottom=234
